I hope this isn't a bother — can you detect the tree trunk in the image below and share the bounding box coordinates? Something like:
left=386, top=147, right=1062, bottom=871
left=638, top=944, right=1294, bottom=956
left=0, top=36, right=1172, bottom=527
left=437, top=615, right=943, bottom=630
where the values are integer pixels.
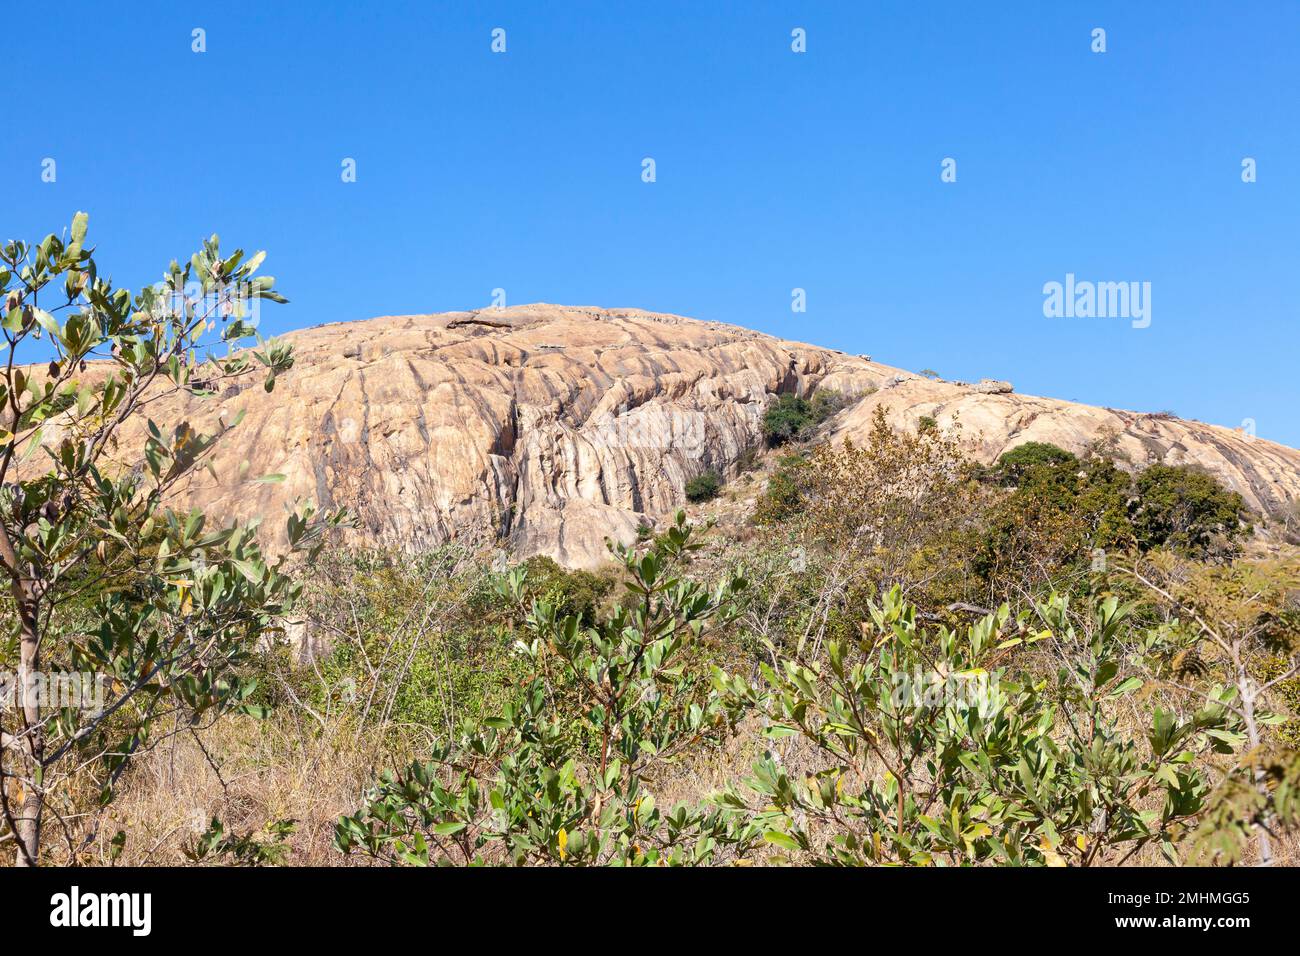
left=1236, top=666, right=1273, bottom=867
left=0, top=521, right=43, bottom=865
left=13, top=591, right=43, bottom=866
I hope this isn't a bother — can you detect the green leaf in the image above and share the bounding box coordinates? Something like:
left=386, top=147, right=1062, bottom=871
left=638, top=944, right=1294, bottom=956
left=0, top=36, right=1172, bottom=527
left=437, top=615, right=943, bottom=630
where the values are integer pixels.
left=70, top=211, right=88, bottom=248
left=763, top=831, right=799, bottom=851
left=1107, top=676, right=1144, bottom=698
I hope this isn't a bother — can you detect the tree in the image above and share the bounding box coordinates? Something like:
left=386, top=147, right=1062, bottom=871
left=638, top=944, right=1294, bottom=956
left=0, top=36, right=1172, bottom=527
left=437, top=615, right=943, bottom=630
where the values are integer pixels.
left=994, top=441, right=1078, bottom=484
left=1133, top=465, right=1250, bottom=557
left=973, top=451, right=1134, bottom=600
left=794, top=406, right=981, bottom=614
left=0, top=214, right=344, bottom=865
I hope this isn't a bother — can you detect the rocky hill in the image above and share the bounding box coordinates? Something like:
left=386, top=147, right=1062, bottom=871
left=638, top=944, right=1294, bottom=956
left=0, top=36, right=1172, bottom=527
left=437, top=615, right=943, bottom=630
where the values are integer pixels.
left=92, top=304, right=1300, bottom=568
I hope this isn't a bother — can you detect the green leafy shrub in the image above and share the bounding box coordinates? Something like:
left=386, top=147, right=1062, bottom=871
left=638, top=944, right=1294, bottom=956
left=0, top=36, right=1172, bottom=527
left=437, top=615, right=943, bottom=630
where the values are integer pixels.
left=714, top=590, right=1242, bottom=865
left=761, top=389, right=849, bottom=447
left=762, top=395, right=813, bottom=446
left=685, top=470, right=723, bottom=502
left=287, top=548, right=528, bottom=737
left=753, top=454, right=808, bottom=525
left=520, top=555, right=613, bottom=625
left=335, top=513, right=761, bottom=866
left=1133, top=465, right=1250, bottom=555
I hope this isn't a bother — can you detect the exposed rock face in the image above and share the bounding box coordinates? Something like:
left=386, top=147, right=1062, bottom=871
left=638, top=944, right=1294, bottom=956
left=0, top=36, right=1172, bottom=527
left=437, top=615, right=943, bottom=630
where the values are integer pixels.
left=84, top=304, right=1300, bottom=567
left=116, top=306, right=883, bottom=568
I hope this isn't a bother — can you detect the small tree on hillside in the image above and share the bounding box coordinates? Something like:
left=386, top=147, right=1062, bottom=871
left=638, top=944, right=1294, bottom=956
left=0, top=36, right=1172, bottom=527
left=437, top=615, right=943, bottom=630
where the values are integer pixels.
left=761, top=390, right=848, bottom=448
left=994, top=441, right=1078, bottom=484
left=0, top=214, right=345, bottom=865
left=1121, top=554, right=1300, bottom=865
left=685, top=470, right=722, bottom=502
left=1133, top=465, right=1250, bottom=556
left=335, top=513, right=761, bottom=865
left=794, top=406, right=982, bottom=621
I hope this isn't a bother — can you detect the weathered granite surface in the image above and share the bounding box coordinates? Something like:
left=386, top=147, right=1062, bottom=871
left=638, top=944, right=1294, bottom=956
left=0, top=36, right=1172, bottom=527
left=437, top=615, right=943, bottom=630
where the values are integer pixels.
left=75, top=304, right=1300, bottom=567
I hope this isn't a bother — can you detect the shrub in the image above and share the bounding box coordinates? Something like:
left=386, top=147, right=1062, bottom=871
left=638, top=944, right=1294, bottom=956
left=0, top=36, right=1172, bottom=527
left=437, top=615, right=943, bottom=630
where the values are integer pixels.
left=290, top=548, right=528, bottom=736
left=995, top=441, right=1078, bottom=484
left=753, top=454, right=808, bottom=525
left=520, top=555, right=613, bottom=625
left=761, top=395, right=814, bottom=446
left=334, top=514, right=761, bottom=866
left=714, top=589, right=1251, bottom=865
left=1133, top=465, right=1251, bottom=556
left=808, top=388, right=850, bottom=422
left=685, top=470, right=723, bottom=502
left=793, top=407, right=979, bottom=600
left=761, top=389, right=849, bottom=447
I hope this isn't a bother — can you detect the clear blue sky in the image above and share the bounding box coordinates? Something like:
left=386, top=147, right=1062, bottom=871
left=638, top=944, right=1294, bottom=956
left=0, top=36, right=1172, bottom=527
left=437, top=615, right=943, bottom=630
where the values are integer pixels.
left=5, top=1, right=1298, bottom=445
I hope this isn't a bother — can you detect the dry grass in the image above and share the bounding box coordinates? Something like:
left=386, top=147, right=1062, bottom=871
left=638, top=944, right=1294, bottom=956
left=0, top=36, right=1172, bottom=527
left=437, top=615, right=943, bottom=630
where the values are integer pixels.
left=87, top=713, right=407, bottom=866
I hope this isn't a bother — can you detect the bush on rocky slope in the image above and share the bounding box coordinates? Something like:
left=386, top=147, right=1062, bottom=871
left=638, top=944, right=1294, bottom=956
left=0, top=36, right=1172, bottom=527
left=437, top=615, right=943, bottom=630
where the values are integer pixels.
left=685, top=470, right=723, bottom=503
left=761, top=389, right=850, bottom=447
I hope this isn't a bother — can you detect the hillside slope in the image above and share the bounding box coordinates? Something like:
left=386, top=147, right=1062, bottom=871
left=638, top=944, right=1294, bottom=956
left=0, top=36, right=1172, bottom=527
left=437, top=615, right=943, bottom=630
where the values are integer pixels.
left=89, top=304, right=1300, bottom=567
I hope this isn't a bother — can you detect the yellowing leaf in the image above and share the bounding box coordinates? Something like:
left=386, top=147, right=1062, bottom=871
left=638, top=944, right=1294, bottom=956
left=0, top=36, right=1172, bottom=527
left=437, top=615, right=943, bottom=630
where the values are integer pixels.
left=1039, top=836, right=1066, bottom=867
